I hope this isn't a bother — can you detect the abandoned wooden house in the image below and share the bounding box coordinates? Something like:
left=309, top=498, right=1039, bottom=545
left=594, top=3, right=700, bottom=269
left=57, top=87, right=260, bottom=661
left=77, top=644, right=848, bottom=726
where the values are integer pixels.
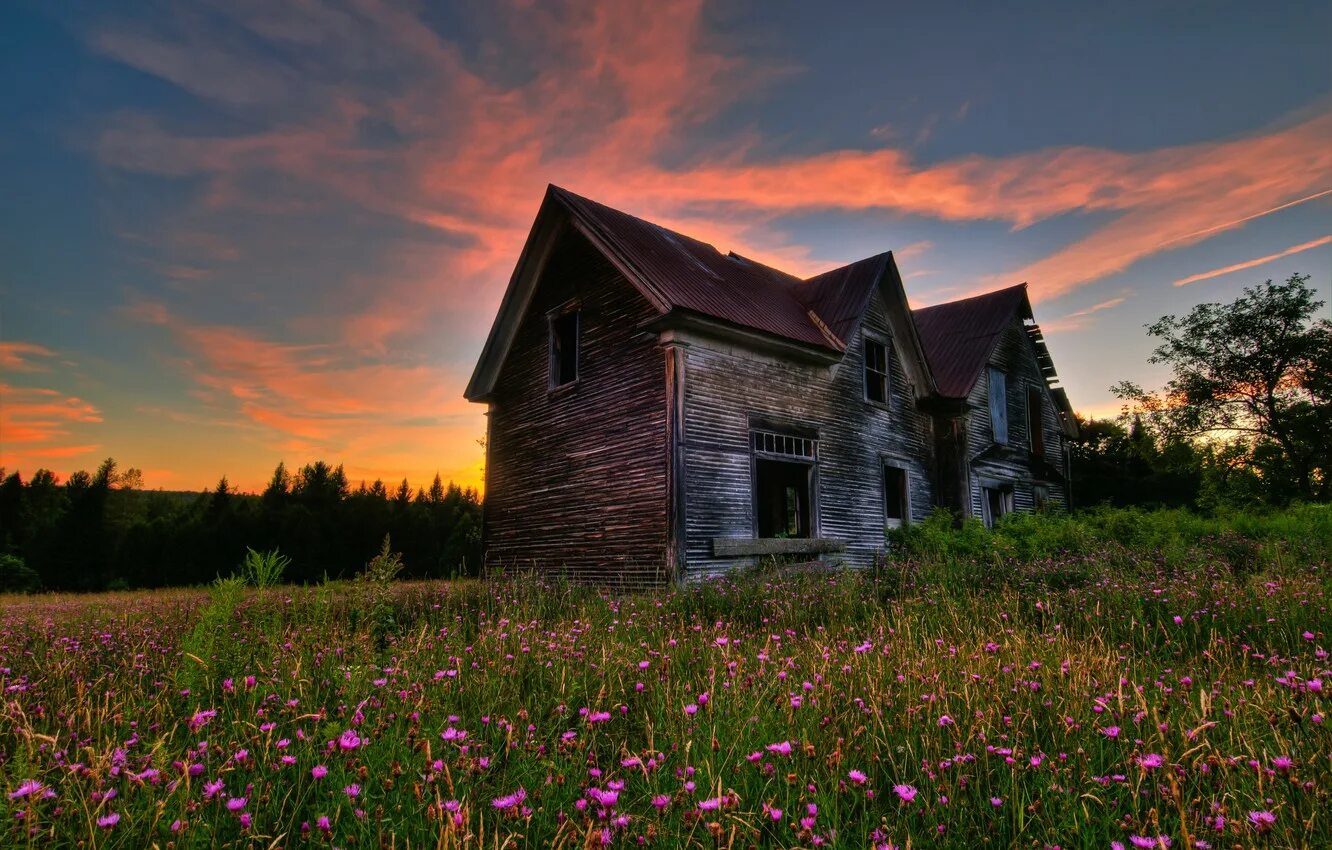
left=464, top=185, right=1078, bottom=584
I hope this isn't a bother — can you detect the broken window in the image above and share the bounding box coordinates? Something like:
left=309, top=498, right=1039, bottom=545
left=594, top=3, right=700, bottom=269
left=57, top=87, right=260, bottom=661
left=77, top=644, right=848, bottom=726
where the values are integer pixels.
left=549, top=310, right=579, bottom=387
left=981, top=484, right=1013, bottom=529
left=755, top=459, right=811, bottom=538
left=751, top=429, right=816, bottom=538
left=883, top=464, right=908, bottom=529
left=988, top=367, right=1008, bottom=444
left=864, top=338, right=890, bottom=405
left=1027, top=386, right=1045, bottom=456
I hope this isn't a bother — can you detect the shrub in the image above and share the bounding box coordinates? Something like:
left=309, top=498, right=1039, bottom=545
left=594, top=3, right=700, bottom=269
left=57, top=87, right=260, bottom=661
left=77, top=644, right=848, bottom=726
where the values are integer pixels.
left=0, top=553, right=40, bottom=594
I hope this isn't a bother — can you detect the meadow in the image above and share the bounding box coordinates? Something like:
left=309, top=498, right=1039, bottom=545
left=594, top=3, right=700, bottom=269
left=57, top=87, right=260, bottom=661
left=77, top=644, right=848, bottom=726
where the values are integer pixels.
left=1, top=507, right=1329, bottom=848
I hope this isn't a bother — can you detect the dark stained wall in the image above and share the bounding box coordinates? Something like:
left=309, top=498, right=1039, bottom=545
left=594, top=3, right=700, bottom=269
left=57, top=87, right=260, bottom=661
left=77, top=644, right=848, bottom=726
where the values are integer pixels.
left=483, top=229, right=671, bottom=585
left=681, top=291, right=935, bottom=574
left=964, top=318, right=1069, bottom=516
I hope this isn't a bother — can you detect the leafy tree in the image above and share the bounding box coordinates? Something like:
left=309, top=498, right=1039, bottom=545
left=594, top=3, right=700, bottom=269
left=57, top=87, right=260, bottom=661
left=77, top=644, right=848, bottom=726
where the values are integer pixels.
left=1114, top=273, right=1330, bottom=503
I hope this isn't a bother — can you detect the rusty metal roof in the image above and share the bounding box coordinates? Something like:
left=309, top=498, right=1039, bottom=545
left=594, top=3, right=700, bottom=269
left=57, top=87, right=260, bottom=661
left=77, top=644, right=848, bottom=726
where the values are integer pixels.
left=553, top=186, right=835, bottom=350
left=911, top=284, right=1030, bottom=398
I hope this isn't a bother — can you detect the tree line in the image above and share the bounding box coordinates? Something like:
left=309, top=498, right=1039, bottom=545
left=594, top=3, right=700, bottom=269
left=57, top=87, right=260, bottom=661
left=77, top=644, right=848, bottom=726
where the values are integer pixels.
left=1, top=274, right=1325, bottom=593
left=0, top=460, right=481, bottom=593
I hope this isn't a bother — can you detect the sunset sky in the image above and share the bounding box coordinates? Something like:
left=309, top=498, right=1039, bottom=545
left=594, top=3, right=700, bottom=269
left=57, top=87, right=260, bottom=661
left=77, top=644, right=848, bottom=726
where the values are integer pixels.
left=2, top=0, right=1329, bottom=493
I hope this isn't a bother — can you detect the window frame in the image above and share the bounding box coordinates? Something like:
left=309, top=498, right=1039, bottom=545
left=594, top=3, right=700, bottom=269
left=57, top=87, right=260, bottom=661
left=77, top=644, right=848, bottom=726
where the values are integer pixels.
left=863, top=335, right=891, bottom=408
left=1026, top=384, right=1045, bottom=457
left=979, top=478, right=1014, bottom=529
left=987, top=367, right=1008, bottom=445
left=881, top=458, right=911, bottom=530
left=547, top=303, right=580, bottom=392
left=749, top=423, right=820, bottom=540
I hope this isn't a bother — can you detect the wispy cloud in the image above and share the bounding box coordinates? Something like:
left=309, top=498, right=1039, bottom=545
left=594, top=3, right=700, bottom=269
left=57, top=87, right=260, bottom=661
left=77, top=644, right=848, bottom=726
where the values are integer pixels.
left=1040, top=294, right=1131, bottom=334
left=1173, top=234, right=1332, bottom=287
left=0, top=382, right=103, bottom=456
left=69, top=0, right=1332, bottom=487
left=0, top=341, right=57, bottom=372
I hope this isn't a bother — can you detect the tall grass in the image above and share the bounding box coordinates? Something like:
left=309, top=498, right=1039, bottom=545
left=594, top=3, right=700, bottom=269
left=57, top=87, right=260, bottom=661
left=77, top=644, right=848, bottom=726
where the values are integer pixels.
left=0, top=506, right=1327, bottom=848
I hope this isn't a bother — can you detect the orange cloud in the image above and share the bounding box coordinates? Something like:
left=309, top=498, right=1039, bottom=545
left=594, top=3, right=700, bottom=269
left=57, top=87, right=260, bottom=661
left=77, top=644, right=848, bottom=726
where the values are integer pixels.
left=0, top=341, right=57, bottom=372
left=127, top=301, right=485, bottom=489
left=1041, top=294, right=1131, bottom=334
left=80, top=1, right=1332, bottom=490
left=1173, top=234, right=1332, bottom=287
left=0, top=382, right=104, bottom=473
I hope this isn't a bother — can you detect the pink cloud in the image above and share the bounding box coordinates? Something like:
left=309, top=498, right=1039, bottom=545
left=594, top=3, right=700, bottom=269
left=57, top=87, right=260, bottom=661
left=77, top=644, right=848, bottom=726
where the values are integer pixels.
left=1173, top=234, right=1332, bottom=287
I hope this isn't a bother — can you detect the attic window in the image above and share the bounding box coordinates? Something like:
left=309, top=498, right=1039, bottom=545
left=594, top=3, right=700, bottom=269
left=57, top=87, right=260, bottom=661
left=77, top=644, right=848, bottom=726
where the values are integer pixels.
left=864, top=338, right=890, bottom=405
left=549, top=310, right=579, bottom=388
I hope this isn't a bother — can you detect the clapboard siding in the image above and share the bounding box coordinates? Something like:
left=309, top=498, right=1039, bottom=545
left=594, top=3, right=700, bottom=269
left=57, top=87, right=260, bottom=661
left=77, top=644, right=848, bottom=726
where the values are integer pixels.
left=682, top=293, right=934, bottom=575
left=965, top=319, right=1069, bottom=517
left=484, top=230, right=670, bottom=585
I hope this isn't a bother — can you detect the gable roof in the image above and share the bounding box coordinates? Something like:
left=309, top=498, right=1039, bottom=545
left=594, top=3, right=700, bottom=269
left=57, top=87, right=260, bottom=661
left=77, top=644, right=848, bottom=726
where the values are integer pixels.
left=468, top=186, right=1055, bottom=406
left=911, top=284, right=1030, bottom=399
left=552, top=187, right=833, bottom=350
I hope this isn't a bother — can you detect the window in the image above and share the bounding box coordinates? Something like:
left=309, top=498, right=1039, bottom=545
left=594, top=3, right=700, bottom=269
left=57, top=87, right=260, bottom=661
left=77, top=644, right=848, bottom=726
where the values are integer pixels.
left=987, top=367, right=1008, bottom=444
left=883, top=464, right=908, bottom=529
left=981, top=484, right=1012, bottom=529
left=752, top=429, right=817, bottom=538
left=864, top=338, right=890, bottom=404
left=1027, top=386, right=1045, bottom=456
left=1033, top=484, right=1050, bottom=511
left=755, top=459, right=812, bottom=538
left=549, top=310, right=579, bottom=387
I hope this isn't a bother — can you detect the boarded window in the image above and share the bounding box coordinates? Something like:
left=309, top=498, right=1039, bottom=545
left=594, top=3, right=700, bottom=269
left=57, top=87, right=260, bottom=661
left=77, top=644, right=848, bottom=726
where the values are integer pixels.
left=864, top=338, right=890, bottom=404
left=988, top=367, right=1008, bottom=444
left=1027, top=386, right=1045, bottom=456
left=883, top=464, right=908, bottom=529
left=549, top=311, right=579, bottom=387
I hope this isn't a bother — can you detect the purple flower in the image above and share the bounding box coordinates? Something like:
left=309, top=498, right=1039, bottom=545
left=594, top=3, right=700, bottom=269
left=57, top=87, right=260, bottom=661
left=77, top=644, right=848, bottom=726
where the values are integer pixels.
left=1248, top=810, right=1276, bottom=831
left=848, top=769, right=867, bottom=785
left=97, top=812, right=120, bottom=829
left=8, top=780, right=43, bottom=800
left=311, top=765, right=328, bottom=780
left=343, top=784, right=360, bottom=798
left=698, top=796, right=724, bottom=811
left=766, top=741, right=793, bottom=756
left=338, top=730, right=361, bottom=751
left=1101, top=726, right=1121, bottom=738
left=1129, top=836, right=1171, bottom=848
left=226, top=797, right=246, bottom=812
left=317, top=815, right=331, bottom=832
left=1138, top=753, right=1164, bottom=769
left=893, top=784, right=918, bottom=803
left=492, top=788, right=527, bottom=810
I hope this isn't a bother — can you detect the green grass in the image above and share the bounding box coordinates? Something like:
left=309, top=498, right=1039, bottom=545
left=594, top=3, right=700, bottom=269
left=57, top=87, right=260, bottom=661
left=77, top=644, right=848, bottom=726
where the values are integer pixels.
left=0, top=506, right=1328, bottom=848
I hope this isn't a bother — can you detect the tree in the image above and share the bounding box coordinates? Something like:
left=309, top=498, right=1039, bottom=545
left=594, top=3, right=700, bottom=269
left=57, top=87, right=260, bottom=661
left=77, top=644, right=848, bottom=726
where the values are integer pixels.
left=1114, top=273, right=1330, bottom=502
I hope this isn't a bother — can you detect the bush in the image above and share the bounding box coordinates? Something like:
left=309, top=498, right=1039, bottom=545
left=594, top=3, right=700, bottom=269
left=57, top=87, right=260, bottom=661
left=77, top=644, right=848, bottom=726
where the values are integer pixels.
left=0, top=553, right=40, bottom=593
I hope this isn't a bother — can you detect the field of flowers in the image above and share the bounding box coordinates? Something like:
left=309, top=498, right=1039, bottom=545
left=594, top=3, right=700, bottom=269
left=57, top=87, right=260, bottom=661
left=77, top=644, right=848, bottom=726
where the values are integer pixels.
left=1, top=520, right=1329, bottom=848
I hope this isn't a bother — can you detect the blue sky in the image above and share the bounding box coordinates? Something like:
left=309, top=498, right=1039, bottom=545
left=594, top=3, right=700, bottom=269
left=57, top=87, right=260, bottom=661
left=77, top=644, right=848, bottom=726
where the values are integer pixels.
left=2, top=0, right=1329, bottom=490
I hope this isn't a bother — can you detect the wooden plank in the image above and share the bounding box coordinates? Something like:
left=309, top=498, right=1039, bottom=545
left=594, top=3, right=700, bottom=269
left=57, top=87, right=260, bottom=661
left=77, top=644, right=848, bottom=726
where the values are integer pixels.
left=712, top=537, right=847, bottom=556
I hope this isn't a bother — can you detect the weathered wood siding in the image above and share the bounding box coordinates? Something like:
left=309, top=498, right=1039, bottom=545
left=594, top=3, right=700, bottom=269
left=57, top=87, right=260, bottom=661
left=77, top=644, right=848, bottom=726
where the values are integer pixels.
left=484, top=230, right=670, bottom=585
left=964, top=318, right=1069, bottom=516
left=681, top=292, right=934, bottom=574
